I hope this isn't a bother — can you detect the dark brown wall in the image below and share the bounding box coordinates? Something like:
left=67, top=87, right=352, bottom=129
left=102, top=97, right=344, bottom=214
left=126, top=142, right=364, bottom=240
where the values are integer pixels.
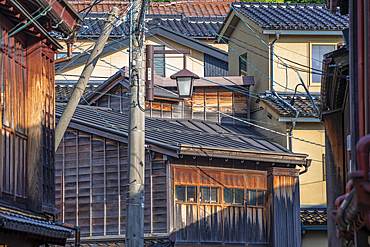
left=55, top=127, right=168, bottom=236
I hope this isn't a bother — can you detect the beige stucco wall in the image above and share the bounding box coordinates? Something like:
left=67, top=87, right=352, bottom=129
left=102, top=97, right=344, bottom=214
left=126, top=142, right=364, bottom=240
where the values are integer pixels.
left=224, top=15, right=342, bottom=206
left=226, top=15, right=344, bottom=95
left=272, top=35, right=344, bottom=93
left=292, top=123, right=326, bottom=205
left=55, top=34, right=211, bottom=82
left=302, top=230, right=327, bottom=247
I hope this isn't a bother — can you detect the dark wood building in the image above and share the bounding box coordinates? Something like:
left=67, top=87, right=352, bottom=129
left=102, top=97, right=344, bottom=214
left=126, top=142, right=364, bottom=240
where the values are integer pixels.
left=0, top=0, right=81, bottom=246
left=322, top=1, right=370, bottom=246
left=55, top=68, right=254, bottom=124
left=55, top=103, right=309, bottom=247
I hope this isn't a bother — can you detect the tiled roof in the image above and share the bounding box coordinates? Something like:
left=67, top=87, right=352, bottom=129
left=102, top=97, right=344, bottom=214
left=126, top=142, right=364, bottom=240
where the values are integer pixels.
left=70, top=0, right=231, bottom=17
left=79, top=14, right=223, bottom=38
left=300, top=208, right=327, bottom=225
left=233, top=2, right=348, bottom=30
left=55, top=83, right=101, bottom=102
left=262, top=92, right=320, bottom=118
left=64, top=235, right=172, bottom=247
left=55, top=103, right=293, bottom=155
left=0, top=207, right=73, bottom=243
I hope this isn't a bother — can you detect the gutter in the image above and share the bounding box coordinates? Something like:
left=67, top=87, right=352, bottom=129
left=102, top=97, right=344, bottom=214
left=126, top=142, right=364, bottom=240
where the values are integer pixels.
left=178, top=144, right=308, bottom=165
left=55, top=221, right=81, bottom=247
left=263, top=30, right=344, bottom=36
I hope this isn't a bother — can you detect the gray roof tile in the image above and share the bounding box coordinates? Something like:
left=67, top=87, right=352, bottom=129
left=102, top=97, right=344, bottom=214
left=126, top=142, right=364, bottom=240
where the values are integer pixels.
left=233, top=2, right=348, bottom=30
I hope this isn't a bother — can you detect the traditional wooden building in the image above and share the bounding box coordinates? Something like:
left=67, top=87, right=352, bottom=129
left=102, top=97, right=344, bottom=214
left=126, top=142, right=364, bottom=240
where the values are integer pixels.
left=55, top=103, right=310, bottom=247
left=0, top=0, right=82, bottom=246
left=55, top=67, right=254, bottom=124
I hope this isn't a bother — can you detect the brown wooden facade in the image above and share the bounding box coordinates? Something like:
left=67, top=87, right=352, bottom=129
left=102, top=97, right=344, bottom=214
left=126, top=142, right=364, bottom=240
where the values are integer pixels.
left=55, top=121, right=303, bottom=247
left=80, top=76, right=250, bottom=124
left=0, top=0, right=81, bottom=246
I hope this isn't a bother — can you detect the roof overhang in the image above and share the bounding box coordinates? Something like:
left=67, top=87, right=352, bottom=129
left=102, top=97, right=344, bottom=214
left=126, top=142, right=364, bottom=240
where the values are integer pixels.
left=278, top=117, right=321, bottom=123
left=179, top=144, right=308, bottom=165
left=262, top=30, right=344, bottom=36
left=58, top=25, right=228, bottom=71
left=155, top=75, right=254, bottom=87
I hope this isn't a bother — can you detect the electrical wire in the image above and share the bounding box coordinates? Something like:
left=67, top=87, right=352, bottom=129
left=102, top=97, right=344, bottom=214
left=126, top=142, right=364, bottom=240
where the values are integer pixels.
left=69, top=33, right=319, bottom=118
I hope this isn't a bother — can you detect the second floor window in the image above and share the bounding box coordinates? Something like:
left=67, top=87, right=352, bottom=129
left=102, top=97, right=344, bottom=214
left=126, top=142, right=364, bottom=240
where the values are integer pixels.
left=311, top=44, right=335, bottom=84
left=239, top=53, right=247, bottom=76
left=154, top=45, right=165, bottom=77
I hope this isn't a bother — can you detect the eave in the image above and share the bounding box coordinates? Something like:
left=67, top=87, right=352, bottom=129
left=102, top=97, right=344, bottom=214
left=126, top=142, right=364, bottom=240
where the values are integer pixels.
left=179, top=144, right=308, bottom=165
left=4, top=0, right=63, bottom=50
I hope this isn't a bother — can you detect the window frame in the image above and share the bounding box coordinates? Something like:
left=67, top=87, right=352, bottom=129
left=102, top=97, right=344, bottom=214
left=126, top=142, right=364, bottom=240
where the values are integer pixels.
left=309, top=42, right=337, bottom=86
left=153, top=45, right=165, bottom=77
left=239, top=52, right=247, bottom=76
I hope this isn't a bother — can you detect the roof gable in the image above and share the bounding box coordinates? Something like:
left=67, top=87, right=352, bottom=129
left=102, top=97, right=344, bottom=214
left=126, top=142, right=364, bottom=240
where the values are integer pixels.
left=232, top=2, right=348, bottom=31
left=56, top=26, right=228, bottom=71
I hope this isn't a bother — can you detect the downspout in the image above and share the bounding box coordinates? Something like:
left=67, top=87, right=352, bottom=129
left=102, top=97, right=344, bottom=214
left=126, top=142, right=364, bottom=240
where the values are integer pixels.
left=55, top=42, right=73, bottom=64
left=358, top=0, right=365, bottom=138
left=270, top=33, right=299, bottom=151
left=55, top=221, right=81, bottom=247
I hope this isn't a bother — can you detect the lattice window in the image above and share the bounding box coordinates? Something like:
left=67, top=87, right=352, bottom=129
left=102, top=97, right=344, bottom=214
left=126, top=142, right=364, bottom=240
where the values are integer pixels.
left=0, top=26, right=27, bottom=200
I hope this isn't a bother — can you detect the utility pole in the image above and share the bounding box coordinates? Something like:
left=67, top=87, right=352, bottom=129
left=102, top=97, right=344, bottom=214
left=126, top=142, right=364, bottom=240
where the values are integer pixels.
left=54, top=7, right=120, bottom=150
left=126, top=0, right=148, bottom=246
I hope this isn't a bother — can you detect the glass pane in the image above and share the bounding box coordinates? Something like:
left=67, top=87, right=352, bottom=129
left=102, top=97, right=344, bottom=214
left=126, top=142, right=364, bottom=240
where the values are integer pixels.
left=235, top=188, right=244, bottom=204
left=154, top=45, right=165, bottom=77
left=239, top=53, right=247, bottom=76
left=248, top=189, right=256, bottom=205
left=175, top=185, right=185, bottom=201
left=200, top=187, right=210, bottom=202
left=224, top=188, right=233, bottom=203
left=210, top=187, right=219, bottom=203
left=187, top=186, right=197, bottom=202
left=257, top=190, right=266, bottom=206
left=312, top=45, right=335, bottom=83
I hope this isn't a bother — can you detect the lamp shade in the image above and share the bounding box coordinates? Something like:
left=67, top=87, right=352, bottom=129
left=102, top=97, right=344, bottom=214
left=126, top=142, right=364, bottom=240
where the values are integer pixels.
left=170, top=69, right=199, bottom=98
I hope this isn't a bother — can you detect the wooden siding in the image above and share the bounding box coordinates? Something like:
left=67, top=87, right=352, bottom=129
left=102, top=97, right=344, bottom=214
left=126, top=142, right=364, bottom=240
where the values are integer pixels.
left=268, top=168, right=301, bottom=247
left=204, top=54, right=228, bottom=77
left=173, top=167, right=268, bottom=246
left=91, top=84, right=248, bottom=124
left=55, top=128, right=168, bottom=236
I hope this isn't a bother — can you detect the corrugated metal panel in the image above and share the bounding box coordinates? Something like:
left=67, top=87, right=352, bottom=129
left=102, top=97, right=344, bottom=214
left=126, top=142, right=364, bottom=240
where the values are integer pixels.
left=204, top=54, right=228, bottom=77
left=55, top=104, right=292, bottom=155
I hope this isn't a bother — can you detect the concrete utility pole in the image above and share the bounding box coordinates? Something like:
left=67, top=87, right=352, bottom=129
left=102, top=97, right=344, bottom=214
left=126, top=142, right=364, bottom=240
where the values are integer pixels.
left=126, top=0, right=148, bottom=246
left=54, top=7, right=120, bottom=150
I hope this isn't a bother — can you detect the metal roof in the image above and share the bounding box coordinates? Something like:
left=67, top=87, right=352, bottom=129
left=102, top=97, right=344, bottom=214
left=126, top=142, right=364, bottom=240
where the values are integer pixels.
left=262, top=92, right=321, bottom=118
left=233, top=2, right=348, bottom=30
left=55, top=104, right=295, bottom=156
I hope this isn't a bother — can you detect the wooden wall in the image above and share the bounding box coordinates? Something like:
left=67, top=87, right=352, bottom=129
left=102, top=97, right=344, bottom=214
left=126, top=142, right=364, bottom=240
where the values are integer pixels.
left=268, top=167, right=301, bottom=247
left=171, top=165, right=268, bottom=246
left=0, top=21, right=56, bottom=214
left=91, top=84, right=248, bottom=124
left=55, top=127, right=168, bottom=236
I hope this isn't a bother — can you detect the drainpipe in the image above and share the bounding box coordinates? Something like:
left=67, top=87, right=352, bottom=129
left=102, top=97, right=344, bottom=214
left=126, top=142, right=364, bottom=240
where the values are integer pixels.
left=55, top=42, right=73, bottom=64
left=55, top=221, right=81, bottom=247
left=270, top=33, right=299, bottom=151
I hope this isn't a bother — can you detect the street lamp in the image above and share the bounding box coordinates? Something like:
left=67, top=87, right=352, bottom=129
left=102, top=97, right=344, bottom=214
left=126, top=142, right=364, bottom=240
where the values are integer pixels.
left=170, top=68, right=199, bottom=98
